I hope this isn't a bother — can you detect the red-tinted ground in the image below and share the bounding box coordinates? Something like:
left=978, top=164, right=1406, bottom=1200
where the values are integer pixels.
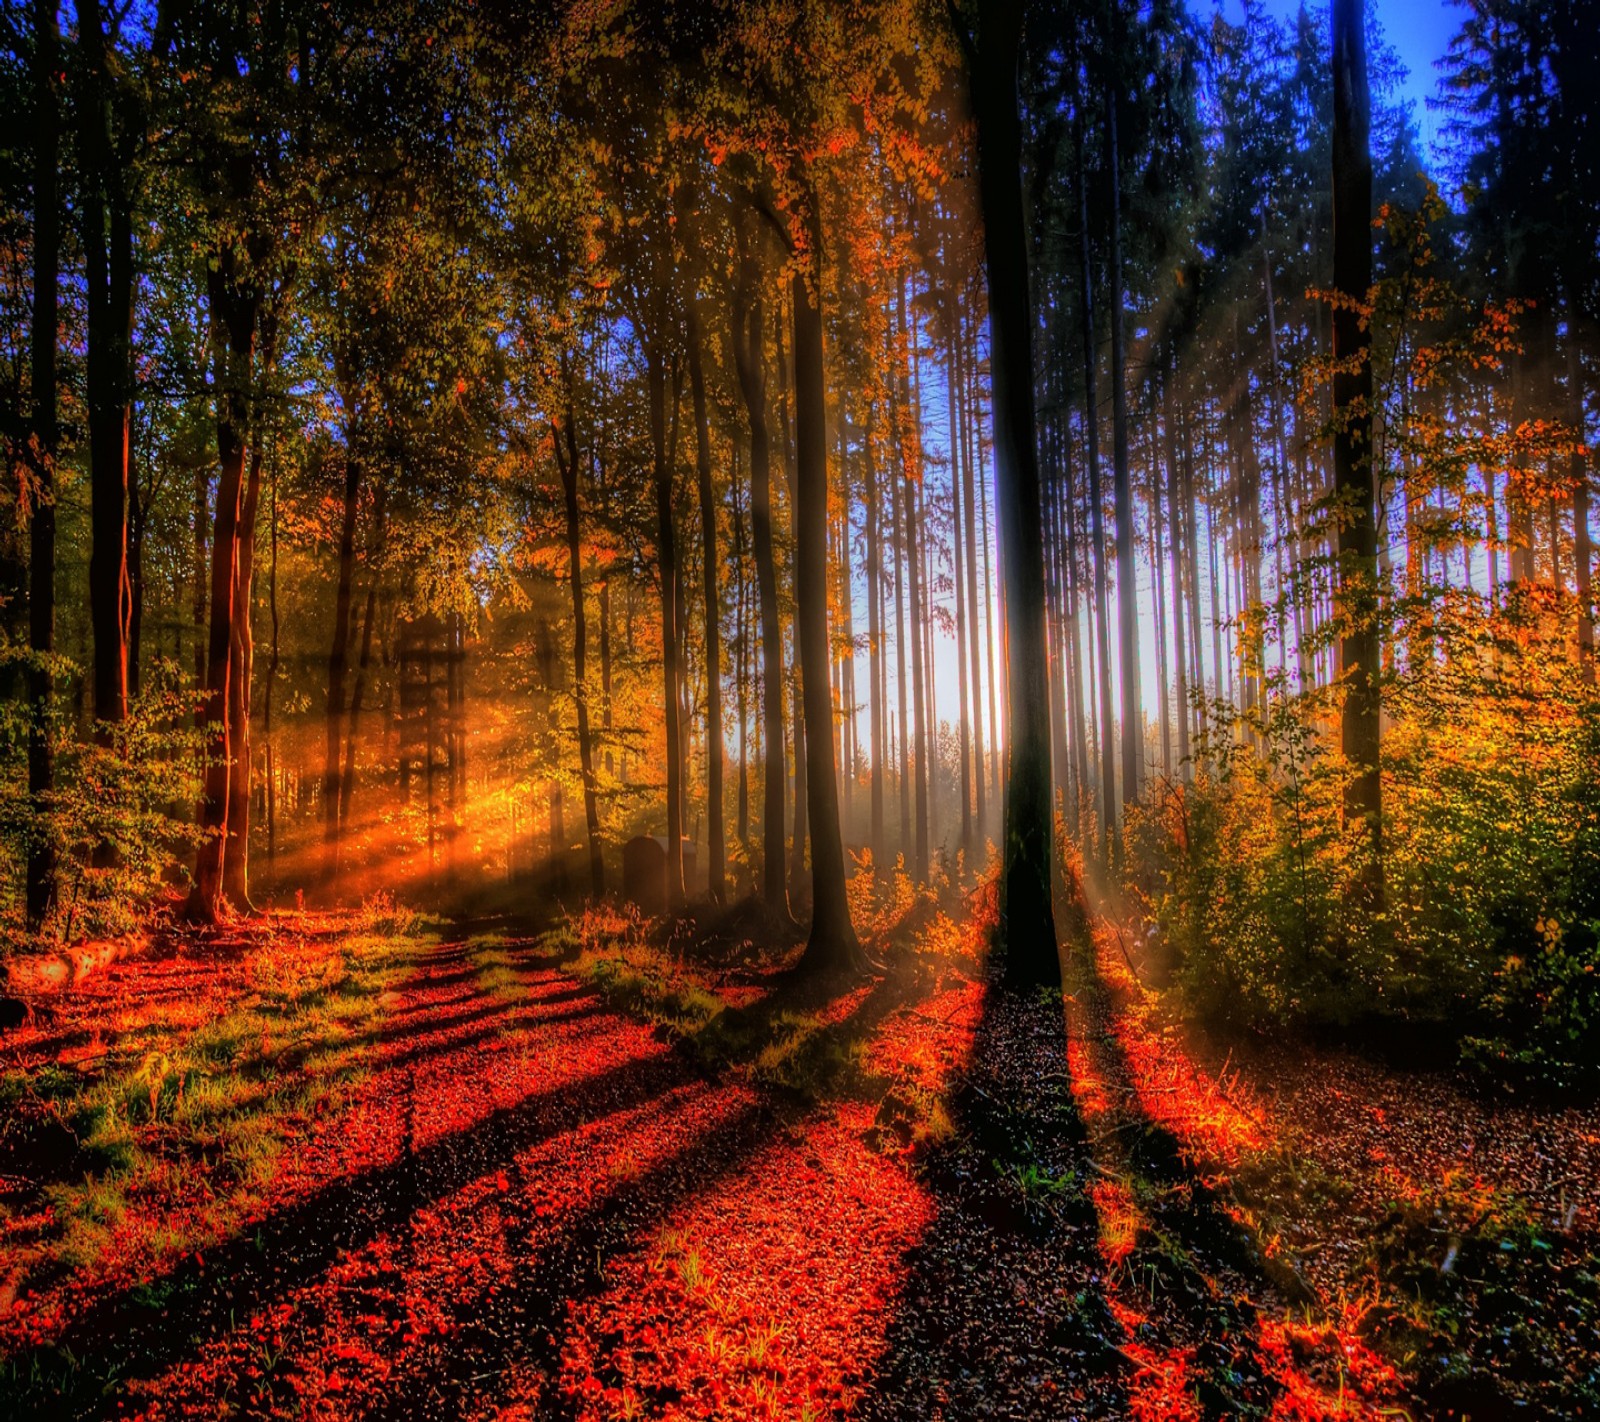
left=1, top=900, right=1595, bottom=1419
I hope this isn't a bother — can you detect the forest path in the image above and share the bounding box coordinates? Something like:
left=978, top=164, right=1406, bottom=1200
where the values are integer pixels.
left=0, top=916, right=1419, bottom=1421
left=2, top=925, right=938, bottom=1420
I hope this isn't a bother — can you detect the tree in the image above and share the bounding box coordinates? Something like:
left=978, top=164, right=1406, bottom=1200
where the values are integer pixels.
left=961, top=0, right=1060, bottom=988
left=1331, top=0, right=1382, bottom=874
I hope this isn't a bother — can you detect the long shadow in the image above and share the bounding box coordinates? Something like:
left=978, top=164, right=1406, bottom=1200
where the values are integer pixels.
left=1067, top=945, right=1291, bottom=1420
left=857, top=973, right=1130, bottom=1421
left=360, top=1095, right=778, bottom=1422
left=1, top=1036, right=705, bottom=1419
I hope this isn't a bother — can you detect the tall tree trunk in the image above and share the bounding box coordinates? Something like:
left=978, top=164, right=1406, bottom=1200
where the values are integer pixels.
left=792, top=204, right=864, bottom=976
left=970, top=1, right=1059, bottom=987
left=189, top=254, right=259, bottom=923
left=650, top=331, right=686, bottom=907
left=865, top=402, right=886, bottom=862
left=1568, top=310, right=1593, bottom=677
left=1331, top=0, right=1382, bottom=869
left=687, top=300, right=726, bottom=903
left=79, top=0, right=132, bottom=731
left=1106, top=84, right=1142, bottom=811
left=1164, top=373, right=1191, bottom=775
left=340, top=487, right=387, bottom=834
left=557, top=396, right=605, bottom=898
left=220, top=434, right=263, bottom=909
left=959, top=302, right=988, bottom=837
left=324, top=393, right=361, bottom=882
left=732, top=253, right=788, bottom=916
left=1079, top=140, right=1117, bottom=839
left=25, top=0, right=61, bottom=930
left=949, top=314, right=972, bottom=850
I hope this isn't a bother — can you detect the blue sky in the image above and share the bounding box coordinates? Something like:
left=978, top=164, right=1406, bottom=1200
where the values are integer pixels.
left=1209, top=0, right=1462, bottom=157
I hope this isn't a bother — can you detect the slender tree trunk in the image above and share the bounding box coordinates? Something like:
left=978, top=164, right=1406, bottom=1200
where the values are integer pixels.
left=959, top=302, right=988, bottom=838
left=865, top=403, right=886, bottom=862
left=1164, top=374, right=1191, bottom=774
left=949, top=314, right=972, bottom=850
left=324, top=396, right=361, bottom=881
left=79, top=0, right=132, bottom=732
left=25, top=0, right=61, bottom=930
left=1079, top=141, right=1117, bottom=839
left=1332, top=0, right=1382, bottom=868
left=340, top=487, right=387, bottom=834
left=733, top=254, right=789, bottom=916
left=793, top=205, right=863, bottom=975
left=557, top=397, right=605, bottom=898
left=1568, top=315, right=1593, bottom=676
left=687, top=300, right=726, bottom=902
left=1106, top=85, right=1141, bottom=810
left=650, top=329, right=686, bottom=906
left=970, top=1, right=1059, bottom=986
left=189, top=254, right=259, bottom=923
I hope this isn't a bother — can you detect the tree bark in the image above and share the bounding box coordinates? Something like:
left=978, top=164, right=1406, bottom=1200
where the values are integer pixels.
left=556, top=393, right=605, bottom=898
left=26, top=0, right=61, bottom=930
left=732, top=248, right=789, bottom=916
left=649, top=324, right=686, bottom=907
left=1331, top=0, right=1382, bottom=868
left=792, top=203, right=863, bottom=975
left=970, top=0, right=1059, bottom=986
left=687, top=299, right=726, bottom=902
left=1079, top=139, right=1117, bottom=840
left=324, top=385, right=361, bottom=882
left=189, top=252, right=259, bottom=922
left=79, top=0, right=132, bottom=731
left=1106, top=83, right=1142, bottom=811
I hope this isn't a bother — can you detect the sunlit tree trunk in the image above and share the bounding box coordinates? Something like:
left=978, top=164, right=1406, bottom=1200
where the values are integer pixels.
left=958, top=301, right=988, bottom=837
left=190, top=252, right=259, bottom=923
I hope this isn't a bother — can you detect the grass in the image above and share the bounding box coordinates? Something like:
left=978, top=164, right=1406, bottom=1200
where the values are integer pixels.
left=0, top=913, right=436, bottom=1297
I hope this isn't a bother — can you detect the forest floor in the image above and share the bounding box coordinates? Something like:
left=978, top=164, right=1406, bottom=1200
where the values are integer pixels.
left=0, top=882, right=1596, bottom=1420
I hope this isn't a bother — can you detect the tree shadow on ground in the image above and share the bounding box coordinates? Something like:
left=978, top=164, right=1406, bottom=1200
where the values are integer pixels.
left=1065, top=940, right=1299, bottom=1420
left=1, top=936, right=702, bottom=1419
left=857, top=973, right=1131, bottom=1421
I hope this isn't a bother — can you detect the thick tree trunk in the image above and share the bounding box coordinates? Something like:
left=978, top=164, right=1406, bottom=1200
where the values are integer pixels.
left=792, top=211, right=863, bottom=976
left=971, top=1, right=1059, bottom=987
left=687, top=301, right=726, bottom=902
left=1331, top=0, right=1382, bottom=867
left=26, top=0, right=61, bottom=930
left=732, top=259, right=788, bottom=916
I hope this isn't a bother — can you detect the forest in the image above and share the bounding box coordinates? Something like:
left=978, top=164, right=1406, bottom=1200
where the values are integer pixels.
left=1, top=0, right=1598, bottom=1416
